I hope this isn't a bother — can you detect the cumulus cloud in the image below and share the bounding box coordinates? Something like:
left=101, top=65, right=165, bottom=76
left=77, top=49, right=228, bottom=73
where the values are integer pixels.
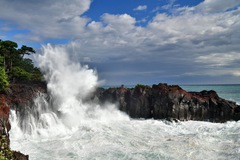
left=101, top=14, right=136, bottom=32
left=161, top=0, right=176, bottom=10
left=0, top=0, right=91, bottom=41
left=233, top=71, right=240, bottom=77
left=0, top=0, right=240, bottom=84
left=67, top=1, right=240, bottom=84
left=195, top=52, right=240, bottom=67
left=195, top=0, right=240, bottom=12
left=134, top=5, right=147, bottom=11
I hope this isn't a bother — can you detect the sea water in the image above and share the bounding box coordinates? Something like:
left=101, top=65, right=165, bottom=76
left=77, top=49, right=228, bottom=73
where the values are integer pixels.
left=10, top=45, right=240, bottom=160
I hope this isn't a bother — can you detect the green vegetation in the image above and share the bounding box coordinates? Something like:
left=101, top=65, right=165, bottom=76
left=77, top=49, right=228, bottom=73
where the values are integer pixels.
left=135, top=84, right=151, bottom=89
left=0, top=67, right=9, bottom=92
left=0, top=39, right=43, bottom=92
left=0, top=55, right=9, bottom=92
left=12, top=66, right=32, bottom=81
left=0, top=136, right=13, bottom=160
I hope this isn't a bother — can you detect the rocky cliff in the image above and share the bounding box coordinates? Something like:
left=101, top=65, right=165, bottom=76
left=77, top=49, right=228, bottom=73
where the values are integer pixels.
left=0, top=82, right=240, bottom=159
left=0, top=82, right=47, bottom=160
left=96, top=83, right=240, bottom=122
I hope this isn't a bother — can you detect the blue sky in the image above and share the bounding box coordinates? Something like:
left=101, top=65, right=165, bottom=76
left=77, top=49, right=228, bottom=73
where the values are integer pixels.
left=0, top=0, right=240, bottom=85
left=84, top=0, right=202, bottom=21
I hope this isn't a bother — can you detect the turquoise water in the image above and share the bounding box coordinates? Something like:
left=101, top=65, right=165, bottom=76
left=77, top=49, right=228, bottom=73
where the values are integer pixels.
left=181, top=84, right=240, bottom=104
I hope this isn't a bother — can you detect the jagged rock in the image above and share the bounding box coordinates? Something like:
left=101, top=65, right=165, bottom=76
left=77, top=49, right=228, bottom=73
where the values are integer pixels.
left=0, top=82, right=239, bottom=159
left=97, top=83, right=240, bottom=122
left=5, top=82, right=47, bottom=108
left=0, top=94, right=28, bottom=160
left=13, top=151, right=29, bottom=160
left=1, top=82, right=240, bottom=160
left=0, top=82, right=46, bottom=160
left=3, top=82, right=240, bottom=123
left=0, top=95, right=11, bottom=151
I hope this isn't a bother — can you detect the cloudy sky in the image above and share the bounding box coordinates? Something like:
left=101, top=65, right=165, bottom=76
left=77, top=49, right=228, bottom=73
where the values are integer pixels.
left=0, top=0, right=240, bottom=85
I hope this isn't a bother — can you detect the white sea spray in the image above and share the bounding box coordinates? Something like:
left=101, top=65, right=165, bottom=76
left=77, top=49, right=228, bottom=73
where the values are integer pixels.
left=9, top=45, right=240, bottom=160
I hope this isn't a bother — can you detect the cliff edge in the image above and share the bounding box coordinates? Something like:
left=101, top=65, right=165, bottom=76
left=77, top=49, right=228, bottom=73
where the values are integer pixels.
left=0, top=82, right=46, bottom=160
left=96, top=83, right=240, bottom=122
left=0, top=82, right=239, bottom=159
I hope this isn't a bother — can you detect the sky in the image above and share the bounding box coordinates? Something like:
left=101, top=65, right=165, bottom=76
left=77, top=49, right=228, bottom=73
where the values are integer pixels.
left=0, top=0, right=240, bottom=85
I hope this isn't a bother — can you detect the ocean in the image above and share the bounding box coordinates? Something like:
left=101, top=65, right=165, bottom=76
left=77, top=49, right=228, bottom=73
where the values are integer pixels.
left=9, top=45, right=240, bottom=160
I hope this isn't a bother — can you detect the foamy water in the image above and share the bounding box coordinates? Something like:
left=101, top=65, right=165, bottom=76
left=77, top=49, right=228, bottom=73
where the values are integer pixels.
left=10, top=113, right=240, bottom=160
left=10, top=45, right=240, bottom=160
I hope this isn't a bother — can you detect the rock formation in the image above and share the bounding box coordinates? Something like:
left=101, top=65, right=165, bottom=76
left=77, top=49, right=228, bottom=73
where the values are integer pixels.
left=0, top=82, right=46, bottom=160
left=0, top=82, right=239, bottom=159
left=96, top=83, right=240, bottom=122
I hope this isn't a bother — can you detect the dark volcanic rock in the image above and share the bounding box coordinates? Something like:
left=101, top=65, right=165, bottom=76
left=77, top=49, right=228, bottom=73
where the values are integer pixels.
left=0, top=94, right=28, bottom=160
left=6, top=82, right=239, bottom=123
left=0, top=82, right=46, bottom=160
left=97, top=83, right=240, bottom=122
left=0, top=82, right=239, bottom=160
left=13, top=151, right=29, bottom=160
left=0, top=82, right=239, bottom=159
left=5, top=82, right=47, bottom=108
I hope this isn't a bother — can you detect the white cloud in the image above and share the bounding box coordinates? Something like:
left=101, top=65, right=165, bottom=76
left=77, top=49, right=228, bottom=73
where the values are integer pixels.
left=232, top=71, right=240, bottom=77
left=134, top=5, right=147, bottom=11
left=184, top=69, right=240, bottom=77
left=192, top=52, right=240, bottom=77
left=161, top=0, right=176, bottom=10
left=65, top=2, right=240, bottom=82
left=0, top=0, right=240, bottom=84
left=195, top=52, right=240, bottom=67
left=82, top=5, right=240, bottom=82
left=101, top=14, right=136, bottom=31
left=0, top=0, right=92, bottom=41
left=148, top=8, right=239, bottom=43
left=195, top=0, right=240, bottom=13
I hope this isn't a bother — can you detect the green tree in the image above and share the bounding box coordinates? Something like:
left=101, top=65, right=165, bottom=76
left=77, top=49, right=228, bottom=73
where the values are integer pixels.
left=0, top=55, right=9, bottom=91
left=0, top=54, right=4, bottom=67
left=0, top=40, right=18, bottom=73
left=0, top=67, right=9, bottom=92
left=18, top=45, right=35, bottom=58
left=12, top=66, right=31, bottom=81
left=0, top=39, right=43, bottom=83
left=31, top=67, right=43, bottom=81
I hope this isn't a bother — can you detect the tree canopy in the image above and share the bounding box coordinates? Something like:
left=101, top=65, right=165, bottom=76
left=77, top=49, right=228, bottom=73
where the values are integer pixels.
left=0, top=55, right=9, bottom=92
left=0, top=39, right=43, bottom=92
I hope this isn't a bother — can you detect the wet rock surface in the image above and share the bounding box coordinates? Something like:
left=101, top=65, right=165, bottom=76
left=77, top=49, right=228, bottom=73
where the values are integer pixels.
left=0, top=82, right=46, bottom=160
left=0, top=82, right=239, bottom=159
left=96, top=83, right=240, bottom=122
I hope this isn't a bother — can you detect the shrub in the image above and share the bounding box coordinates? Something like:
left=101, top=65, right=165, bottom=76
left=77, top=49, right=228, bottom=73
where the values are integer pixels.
left=31, top=67, right=44, bottom=81
left=12, top=66, right=31, bottom=81
left=0, top=68, right=9, bottom=92
left=135, top=84, right=151, bottom=89
left=0, top=136, right=13, bottom=160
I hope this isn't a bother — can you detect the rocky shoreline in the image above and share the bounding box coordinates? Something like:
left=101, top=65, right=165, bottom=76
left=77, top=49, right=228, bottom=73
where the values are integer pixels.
left=96, top=83, right=240, bottom=122
left=0, top=82, right=46, bottom=160
left=0, top=95, right=29, bottom=160
left=0, top=82, right=240, bottom=159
